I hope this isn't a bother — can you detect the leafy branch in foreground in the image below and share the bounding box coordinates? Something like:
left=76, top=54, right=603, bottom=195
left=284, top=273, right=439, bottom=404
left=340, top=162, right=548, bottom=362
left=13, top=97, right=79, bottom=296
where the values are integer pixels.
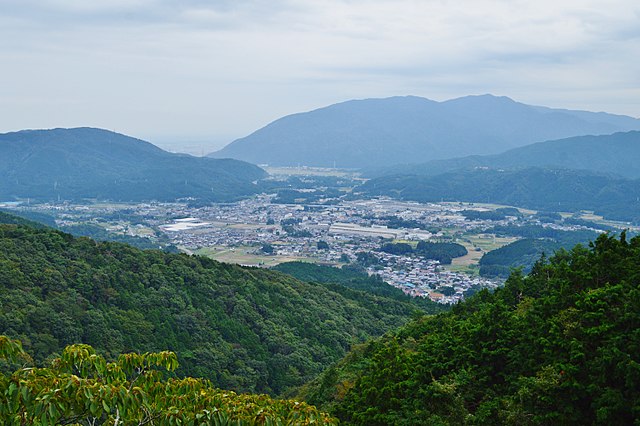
left=0, top=338, right=336, bottom=425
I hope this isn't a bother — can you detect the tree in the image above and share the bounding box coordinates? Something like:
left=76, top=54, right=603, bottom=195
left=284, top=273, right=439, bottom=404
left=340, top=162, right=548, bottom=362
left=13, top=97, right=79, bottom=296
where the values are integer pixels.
left=317, top=241, right=330, bottom=250
left=356, top=251, right=379, bottom=267
left=0, top=336, right=336, bottom=425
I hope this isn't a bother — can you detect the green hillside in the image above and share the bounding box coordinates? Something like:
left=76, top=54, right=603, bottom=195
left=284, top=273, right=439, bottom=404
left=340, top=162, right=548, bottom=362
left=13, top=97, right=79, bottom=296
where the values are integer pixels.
left=371, top=131, right=640, bottom=179
left=301, top=233, right=640, bottom=425
left=0, top=211, right=48, bottom=228
left=357, top=167, right=640, bottom=223
left=0, top=127, right=266, bottom=203
left=0, top=220, right=431, bottom=396
left=0, top=209, right=176, bottom=251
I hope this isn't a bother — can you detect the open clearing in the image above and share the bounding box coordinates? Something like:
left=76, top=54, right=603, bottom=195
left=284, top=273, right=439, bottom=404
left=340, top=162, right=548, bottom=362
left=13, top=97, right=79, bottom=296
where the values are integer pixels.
left=195, top=246, right=314, bottom=267
left=446, top=234, right=518, bottom=275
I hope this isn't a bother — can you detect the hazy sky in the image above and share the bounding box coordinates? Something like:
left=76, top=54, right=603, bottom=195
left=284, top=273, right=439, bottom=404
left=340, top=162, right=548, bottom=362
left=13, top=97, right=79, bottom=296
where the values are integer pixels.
left=1, top=0, right=639, bottom=153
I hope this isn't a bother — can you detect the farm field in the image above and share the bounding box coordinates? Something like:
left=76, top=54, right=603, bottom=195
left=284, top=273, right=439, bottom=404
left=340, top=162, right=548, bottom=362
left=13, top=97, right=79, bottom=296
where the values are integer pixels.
left=446, top=234, right=518, bottom=275
left=194, top=245, right=316, bottom=267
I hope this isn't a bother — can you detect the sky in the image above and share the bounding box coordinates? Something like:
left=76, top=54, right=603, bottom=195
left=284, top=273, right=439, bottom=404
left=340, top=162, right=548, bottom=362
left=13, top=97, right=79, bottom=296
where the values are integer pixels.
left=1, top=0, right=639, bottom=154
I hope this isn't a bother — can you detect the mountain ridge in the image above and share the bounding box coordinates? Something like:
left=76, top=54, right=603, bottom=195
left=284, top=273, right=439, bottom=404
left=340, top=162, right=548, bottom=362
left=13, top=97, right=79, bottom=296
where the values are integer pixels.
left=356, top=166, right=640, bottom=223
left=0, top=127, right=266, bottom=203
left=369, top=131, right=640, bottom=179
left=210, top=94, right=640, bottom=168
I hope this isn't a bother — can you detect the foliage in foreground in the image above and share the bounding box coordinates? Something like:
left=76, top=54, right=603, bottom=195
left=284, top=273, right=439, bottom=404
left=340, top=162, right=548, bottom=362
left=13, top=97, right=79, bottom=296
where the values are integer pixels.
left=304, top=233, right=640, bottom=425
left=0, top=336, right=336, bottom=425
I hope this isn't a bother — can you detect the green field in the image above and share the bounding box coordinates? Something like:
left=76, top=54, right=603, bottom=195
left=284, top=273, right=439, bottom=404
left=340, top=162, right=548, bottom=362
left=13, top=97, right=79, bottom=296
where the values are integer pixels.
left=194, top=245, right=317, bottom=267
left=445, top=234, right=518, bottom=275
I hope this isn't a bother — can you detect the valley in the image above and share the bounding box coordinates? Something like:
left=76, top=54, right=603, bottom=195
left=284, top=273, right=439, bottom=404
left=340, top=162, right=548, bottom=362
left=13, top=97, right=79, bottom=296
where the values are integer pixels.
left=3, top=167, right=628, bottom=305
left=3, top=2, right=640, bottom=423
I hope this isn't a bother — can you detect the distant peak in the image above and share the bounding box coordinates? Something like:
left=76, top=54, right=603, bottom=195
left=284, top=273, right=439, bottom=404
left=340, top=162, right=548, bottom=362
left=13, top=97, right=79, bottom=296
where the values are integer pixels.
left=448, top=94, right=517, bottom=103
left=341, top=95, right=436, bottom=104
left=7, top=127, right=123, bottom=137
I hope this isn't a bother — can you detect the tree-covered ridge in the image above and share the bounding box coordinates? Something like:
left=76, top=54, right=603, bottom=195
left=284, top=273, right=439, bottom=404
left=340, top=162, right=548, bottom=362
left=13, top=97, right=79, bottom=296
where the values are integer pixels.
left=370, top=131, right=640, bottom=179
left=0, top=337, right=336, bottom=425
left=211, top=95, right=640, bottom=168
left=303, top=233, right=640, bottom=425
left=0, top=127, right=266, bottom=203
left=59, top=222, right=179, bottom=252
left=1, top=208, right=178, bottom=251
left=0, top=211, right=48, bottom=229
left=415, top=241, right=468, bottom=264
left=357, top=167, right=640, bottom=223
left=0, top=223, right=428, bottom=396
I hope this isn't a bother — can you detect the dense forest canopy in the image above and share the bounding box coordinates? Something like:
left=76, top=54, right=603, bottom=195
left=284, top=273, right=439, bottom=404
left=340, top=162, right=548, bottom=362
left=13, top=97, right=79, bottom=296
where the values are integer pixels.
left=478, top=225, right=599, bottom=277
left=0, top=209, right=177, bottom=251
left=0, top=211, right=48, bottom=228
left=0, top=221, right=435, bottom=396
left=302, top=232, right=640, bottom=425
left=357, top=167, right=640, bottom=223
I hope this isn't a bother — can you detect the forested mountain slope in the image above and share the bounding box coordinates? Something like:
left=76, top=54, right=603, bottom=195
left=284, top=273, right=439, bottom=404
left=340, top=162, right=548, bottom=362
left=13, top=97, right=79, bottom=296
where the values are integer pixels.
left=371, top=131, right=640, bottom=179
left=301, top=233, right=640, bottom=425
left=478, top=225, right=599, bottom=278
left=0, top=127, right=266, bottom=202
left=0, top=208, right=176, bottom=251
left=357, top=167, right=640, bottom=223
left=0, top=221, right=436, bottom=396
left=211, top=95, right=640, bottom=168
left=0, top=211, right=48, bottom=228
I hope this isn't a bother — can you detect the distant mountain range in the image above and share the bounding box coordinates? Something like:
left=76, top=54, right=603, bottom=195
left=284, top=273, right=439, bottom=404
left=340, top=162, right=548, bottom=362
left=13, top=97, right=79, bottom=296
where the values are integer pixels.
left=210, top=95, right=640, bottom=168
left=356, top=167, right=640, bottom=223
left=0, top=127, right=266, bottom=203
left=370, top=131, right=640, bottom=179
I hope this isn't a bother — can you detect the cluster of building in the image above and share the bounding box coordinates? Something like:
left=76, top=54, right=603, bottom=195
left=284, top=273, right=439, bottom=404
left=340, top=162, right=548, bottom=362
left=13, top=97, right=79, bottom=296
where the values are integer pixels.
left=371, top=253, right=499, bottom=303
left=9, top=196, right=562, bottom=304
left=152, top=196, right=505, bottom=303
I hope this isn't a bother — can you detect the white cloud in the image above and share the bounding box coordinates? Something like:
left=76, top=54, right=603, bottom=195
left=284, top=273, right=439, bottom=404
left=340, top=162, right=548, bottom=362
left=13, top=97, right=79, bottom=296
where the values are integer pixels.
left=0, top=0, right=638, bottom=149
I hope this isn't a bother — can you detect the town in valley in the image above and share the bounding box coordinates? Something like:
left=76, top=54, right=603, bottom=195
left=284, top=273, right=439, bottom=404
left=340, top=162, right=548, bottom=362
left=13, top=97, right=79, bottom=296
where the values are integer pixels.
left=3, top=167, right=625, bottom=305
